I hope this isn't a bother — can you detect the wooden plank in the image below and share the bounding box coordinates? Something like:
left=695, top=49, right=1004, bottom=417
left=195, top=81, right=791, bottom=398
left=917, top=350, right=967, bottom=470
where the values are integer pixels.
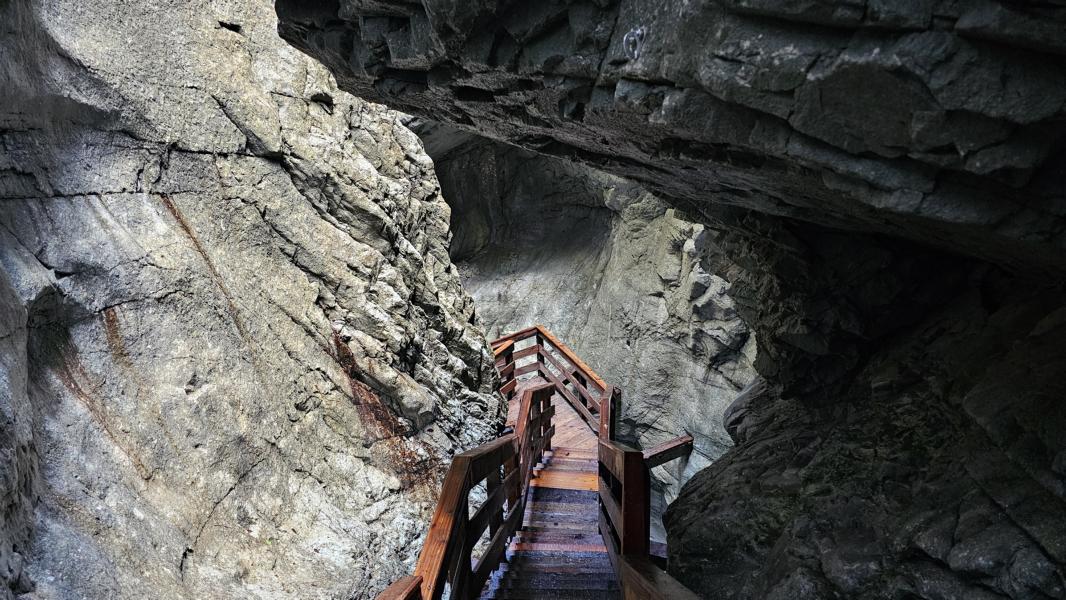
left=499, top=378, right=517, bottom=397
left=448, top=503, right=472, bottom=600
left=471, top=498, right=524, bottom=588
left=619, top=555, right=702, bottom=600
left=490, top=326, right=539, bottom=347
left=513, top=362, right=541, bottom=377
left=531, top=470, right=598, bottom=491
left=511, top=344, right=542, bottom=361
left=620, top=448, right=649, bottom=556
left=492, top=339, right=514, bottom=357
left=535, top=325, right=607, bottom=391
left=413, top=456, right=470, bottom=599
left=375, top=575, right=422, bottom=600
left=539, top=348, right=600, bottom=413
left=643, top=434, right=694, bottom=469
left=509, top=541, right=608, bottom=552
left=599, top=477, right=623, bottom=537
left=599, top=506, right=622, bottom=586
left=461, top=435, right=516, bottom=483
left=599, top=386, right=619, bottom=441
left=468, top=469, right=518, bottom=546
left=541, top=367, right=597, bottom=428
left=598, top=439, right=626, bottom=481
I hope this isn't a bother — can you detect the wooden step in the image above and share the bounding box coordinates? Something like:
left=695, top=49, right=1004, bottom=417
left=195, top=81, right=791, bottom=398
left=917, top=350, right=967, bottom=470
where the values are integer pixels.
left=482, top=589, right=620, bottom=600
left=530, top=470, right=598, bottom=491
left=490, top=576, right=619, bottom=591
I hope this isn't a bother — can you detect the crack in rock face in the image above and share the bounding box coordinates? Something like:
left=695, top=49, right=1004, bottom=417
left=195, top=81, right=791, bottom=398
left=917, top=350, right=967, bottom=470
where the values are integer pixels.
left=0, top=0, right=501, bottom=598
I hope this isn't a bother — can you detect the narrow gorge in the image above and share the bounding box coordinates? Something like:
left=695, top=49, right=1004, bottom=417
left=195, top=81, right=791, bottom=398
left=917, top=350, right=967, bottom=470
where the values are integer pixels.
left=2, top=1, right=1065, bottom=599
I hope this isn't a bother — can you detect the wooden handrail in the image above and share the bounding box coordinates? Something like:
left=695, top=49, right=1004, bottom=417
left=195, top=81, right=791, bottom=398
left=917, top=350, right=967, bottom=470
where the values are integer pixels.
left=595, top=384, right=696, bottom=599
left=377, top=576, right=422, bottom=600
left=383, top=382, right=553, bottom=600
left=618, top=556, right=701, bottom=600
left=491, top=339, right=514, bottom=358
left=643, top=434, right=694, bottom=469
left=378, top=326, right=698, bottom=600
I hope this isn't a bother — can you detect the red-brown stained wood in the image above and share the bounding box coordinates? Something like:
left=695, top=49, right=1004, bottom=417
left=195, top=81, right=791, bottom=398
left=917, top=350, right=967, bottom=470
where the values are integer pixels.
left=539, top=348, right=601, bottom=412
left=599, top=386, right=619, bottom=441
left=619, top=556, right=702, bottom=600
left=499, top=378, right=517, bottom=397
left=619, top=447, right=650, bottom=556
left=492, top=339, right=515, bottom=357
left=510, top=344, right=542, bottom=361
left=490, top=325, right=539, bottom=347
left=377, top=575, right=422, bottom=600
left=642, top=434, right=694, bottom=469
left=534, top=325, right=608, bottom=391
left=413, top=456, right=470, bottom=599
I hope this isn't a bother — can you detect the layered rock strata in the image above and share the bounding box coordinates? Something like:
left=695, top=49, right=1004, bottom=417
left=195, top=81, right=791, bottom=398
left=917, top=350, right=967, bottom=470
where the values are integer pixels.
left=0, top=1, right=500, bottom=598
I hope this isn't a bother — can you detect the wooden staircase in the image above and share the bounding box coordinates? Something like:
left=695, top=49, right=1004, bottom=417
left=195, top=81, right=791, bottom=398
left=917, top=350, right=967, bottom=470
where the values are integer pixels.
left=482, top=394, right=617, bottom=600
left=377, top=326, right=700, bottom=600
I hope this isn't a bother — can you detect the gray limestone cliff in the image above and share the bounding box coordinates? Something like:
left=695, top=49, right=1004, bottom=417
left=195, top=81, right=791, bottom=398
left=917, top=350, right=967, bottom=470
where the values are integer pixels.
left=0, top=1, right=500, bottom=598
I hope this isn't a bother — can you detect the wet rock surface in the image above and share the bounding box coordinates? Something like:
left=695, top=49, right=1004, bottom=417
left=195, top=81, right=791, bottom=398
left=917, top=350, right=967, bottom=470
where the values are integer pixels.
left=413, top=121, right=756, bottom=537
left=0, top=1, right=499, bottom=598
left=667, top=255, right=1066, bottom=599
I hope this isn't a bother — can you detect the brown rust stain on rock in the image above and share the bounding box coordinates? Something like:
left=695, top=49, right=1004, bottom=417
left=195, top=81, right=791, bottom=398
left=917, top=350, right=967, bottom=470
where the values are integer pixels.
left=329, top=331, right=439, bottom=489
left=102, top=307, right=133, bottom=371
left=159, top=193, right=252, bottom=346
left=50, top=336, right=153, bottom=480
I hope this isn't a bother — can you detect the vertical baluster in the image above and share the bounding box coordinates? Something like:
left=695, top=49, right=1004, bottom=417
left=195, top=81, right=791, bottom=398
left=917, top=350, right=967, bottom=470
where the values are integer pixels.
left=503, top=450, right=519, bottom=512
left=450, top=500, right=472, bottom=599
left=485, top=465, right=503, bottom=540
left=599, top=386, right=620, bottom=440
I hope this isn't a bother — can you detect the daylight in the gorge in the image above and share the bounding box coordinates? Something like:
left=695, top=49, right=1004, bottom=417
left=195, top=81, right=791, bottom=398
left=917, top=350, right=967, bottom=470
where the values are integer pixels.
left=1, top=1, right=1064, bottom=599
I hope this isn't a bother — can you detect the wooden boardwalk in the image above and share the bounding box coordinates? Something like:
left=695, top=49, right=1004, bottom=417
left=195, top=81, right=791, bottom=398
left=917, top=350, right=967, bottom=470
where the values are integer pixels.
left=375, top=326, right=696, bottom=600
left=481, top=387, right=620, bottom=599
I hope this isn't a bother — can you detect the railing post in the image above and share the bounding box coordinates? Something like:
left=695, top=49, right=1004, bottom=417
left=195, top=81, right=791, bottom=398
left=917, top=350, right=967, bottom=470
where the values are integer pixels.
left=599, top=386, right=620, bottom=440
left=539, top=386, right=553, bottom=450
left=503, top=451, right=519, bottom=509
left=620, top=447, right=650, bottom=557
left=448, top=501, right=472, bottom=599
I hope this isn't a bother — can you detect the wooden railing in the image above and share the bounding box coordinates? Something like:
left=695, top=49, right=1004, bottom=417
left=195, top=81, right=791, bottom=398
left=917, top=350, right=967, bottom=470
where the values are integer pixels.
left=379, top=382, right=555, bottom=600
left=494, top=325, right=698, bottom=599
left=492, top=325, right=609, bottom=431
left=597, top=401, right=698, bottom=599
left=377, top=325, right=699, bottom=600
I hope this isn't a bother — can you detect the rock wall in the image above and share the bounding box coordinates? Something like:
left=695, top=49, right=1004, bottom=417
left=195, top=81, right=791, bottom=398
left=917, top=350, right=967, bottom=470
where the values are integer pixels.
left=277, top=1, right=1066, bottom=599
left=415, top=122, right=756, bottom=535
left=0, top=269, right=35, bottom=598
left=0, top=1, right=500, bottom=598
left=277, top=0, right=1066, bottom=276
left=667, top=219, right=1066, bottom=599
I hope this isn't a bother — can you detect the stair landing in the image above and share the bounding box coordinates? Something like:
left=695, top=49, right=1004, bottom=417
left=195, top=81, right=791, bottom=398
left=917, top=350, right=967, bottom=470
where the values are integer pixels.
left=482, top=388, right=619, bottom=599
